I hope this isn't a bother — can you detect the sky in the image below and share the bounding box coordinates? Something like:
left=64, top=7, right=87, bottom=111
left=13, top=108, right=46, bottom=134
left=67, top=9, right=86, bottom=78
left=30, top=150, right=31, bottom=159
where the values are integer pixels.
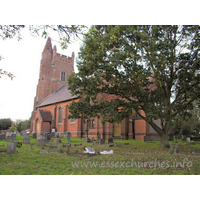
left=0, top=26, right=84, bottom=121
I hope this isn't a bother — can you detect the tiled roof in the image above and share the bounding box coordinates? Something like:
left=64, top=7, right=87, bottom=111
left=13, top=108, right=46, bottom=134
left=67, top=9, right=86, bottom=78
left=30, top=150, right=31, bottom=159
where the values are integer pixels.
left=39, top=110, right=52, bottom=122
left=37, top=85, right=77, bottom=107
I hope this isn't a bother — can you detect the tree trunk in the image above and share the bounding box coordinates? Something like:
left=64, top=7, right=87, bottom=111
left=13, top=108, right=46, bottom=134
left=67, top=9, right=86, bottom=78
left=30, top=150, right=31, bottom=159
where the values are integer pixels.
left=160, top=134, right=170, bottom=148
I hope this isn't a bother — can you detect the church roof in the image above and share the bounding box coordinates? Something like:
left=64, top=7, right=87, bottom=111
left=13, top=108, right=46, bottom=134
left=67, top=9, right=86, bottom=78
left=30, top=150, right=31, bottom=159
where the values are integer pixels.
left=39, top=110, right=52, bottom=122
left=37, top=85, right=77, bottom=107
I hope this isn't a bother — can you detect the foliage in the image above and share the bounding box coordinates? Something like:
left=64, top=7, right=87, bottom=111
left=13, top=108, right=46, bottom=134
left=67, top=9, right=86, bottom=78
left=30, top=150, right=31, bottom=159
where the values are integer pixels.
left=0, top=25, right=87, bottom=79
left=9, top=123, right=16, bottom=132
left=21, top=118, right=31, bottom=130
left=15, top=119, right=23, bottom=133
left=68, top=25, right=200, bottom=148
left=0, top=118, right=12, bottom=130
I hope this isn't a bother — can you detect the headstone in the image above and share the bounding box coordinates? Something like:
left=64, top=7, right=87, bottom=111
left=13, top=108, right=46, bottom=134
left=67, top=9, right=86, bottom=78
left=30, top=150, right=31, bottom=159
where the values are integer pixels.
left=23, top=134, right=28, bottom=139
left=169, top=146, right=180, bottom=154
left=47, top=134, right=53, bottom=140
left=21, top=130, right=26, bottom=136
left=66, top=134, right=71, bottom=142
left=7, top=142, right=17, bottom=154
left=0, top=134, right=5, bottom=140
left=99, top=139, right=105, bottom=144
left=37, top=138, right=47, bottom=146
left=51, top=138, right=61, bottom=143
left=108, top=138, right=113, bottom=143
left=32, top=133, right=37, bottom=139
left=186, top=137, right=190, bottom=142
left=44, top=132, right=48, bottom=139
left=55, top=132, right=59, bottom=137
left=11, top=134, right=16, bottom=139
left=6, top=131, right=11, bottom=137
left=84, top=137, right=91, bottom=143
left=37, top=135, right=42, bottom=139
left=23, top=138, right=31, bottom=144
left=6, top=137, right=14, bottom=142
left=143, top=136, right=147, bottom=142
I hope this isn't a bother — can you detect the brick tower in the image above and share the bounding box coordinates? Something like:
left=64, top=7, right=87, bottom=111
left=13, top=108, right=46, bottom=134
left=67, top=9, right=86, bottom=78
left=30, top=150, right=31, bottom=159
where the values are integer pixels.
left=30, top=37, right=74, bottom=131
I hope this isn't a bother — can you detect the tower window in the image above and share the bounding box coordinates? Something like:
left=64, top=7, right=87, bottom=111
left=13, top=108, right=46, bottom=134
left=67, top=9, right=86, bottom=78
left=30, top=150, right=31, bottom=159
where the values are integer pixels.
left=61, top=71, right=66, bottom=82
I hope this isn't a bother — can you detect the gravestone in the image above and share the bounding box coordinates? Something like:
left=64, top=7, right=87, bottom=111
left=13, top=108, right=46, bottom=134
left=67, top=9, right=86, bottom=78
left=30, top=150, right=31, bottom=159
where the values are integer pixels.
left=21, top=130, right=26, bottom=136
left=47, top=134, right=53, bottom=140
left=44, top=132, right=48, bottom=139
left=37, top=135, right=42, bottom=139
left=32, top=133, right=37, bottom=139
left=143, top=136, right=147, bottom=142
left=6, top=131, right=11, bottom=137
left=66, top=134, right=71, bottom=142
left=37, top=138, right=47, bottom=146
left=6, top=137, right=14, bottom=142
left=83, top=147, right=95, bottom=154
left=51, top=138, right=61, bottom=143
left=55, top=132, right=59, bottom=137
left=169, top=146, right=180, bottom=154
left=99, top=139, right=105, bottom=144
left=23, top=138, right=31, bottom=144
left=108, top=138, right=113, bottom=143
left=23, top=134, right=28, bottom=139
left=11, top=134, right=16, bottom=139
left=7, top=142, right=17, bottom=154
left=0, top=134, right=5, bottom=140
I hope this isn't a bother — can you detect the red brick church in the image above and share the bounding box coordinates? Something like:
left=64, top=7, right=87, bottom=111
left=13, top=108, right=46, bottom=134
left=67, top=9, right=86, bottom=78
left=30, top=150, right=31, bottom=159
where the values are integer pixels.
left=30, top=38, right=173, bottom=141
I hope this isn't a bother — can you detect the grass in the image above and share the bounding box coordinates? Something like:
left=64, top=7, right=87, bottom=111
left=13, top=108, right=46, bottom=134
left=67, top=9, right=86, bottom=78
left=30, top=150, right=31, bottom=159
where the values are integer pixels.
left=0, top=135, right=200, bottom=175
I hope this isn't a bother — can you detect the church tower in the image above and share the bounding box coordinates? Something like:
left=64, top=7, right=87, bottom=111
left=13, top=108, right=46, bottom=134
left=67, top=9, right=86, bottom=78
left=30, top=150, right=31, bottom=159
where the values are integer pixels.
left=30, top=37, right=74, bottom=131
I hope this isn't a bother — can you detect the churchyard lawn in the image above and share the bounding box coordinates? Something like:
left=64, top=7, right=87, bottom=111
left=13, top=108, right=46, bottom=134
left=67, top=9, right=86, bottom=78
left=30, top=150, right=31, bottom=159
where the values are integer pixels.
left=0, top=135, right=200, bottom=175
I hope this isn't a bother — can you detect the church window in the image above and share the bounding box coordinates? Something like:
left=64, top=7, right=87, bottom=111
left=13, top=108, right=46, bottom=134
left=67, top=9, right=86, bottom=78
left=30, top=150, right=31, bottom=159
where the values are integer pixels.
left=61, top=71, right=66, bottom=82
left=58, top=107, right=63, bottom=124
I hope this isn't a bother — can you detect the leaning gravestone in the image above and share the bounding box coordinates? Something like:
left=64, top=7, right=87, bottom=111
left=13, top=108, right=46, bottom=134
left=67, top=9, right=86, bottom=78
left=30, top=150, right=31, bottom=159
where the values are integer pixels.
left=23, top=138, right=31, bottom=144
left=0, top=134, right=5, bottom=140
left=108, top=138, right=113, bottom=143
left=66, top=134, right=71, bottom=142
left=11, top=134, right=16, bottom=139
left=7, top=137, right=14, bottom=142
left=7, top=142, right=17, bottom=154
left=32, top=133, right=37, bottom=139
left=99, top=139, right=105, bottom=144
left=37, top=138, right=47, bottom=146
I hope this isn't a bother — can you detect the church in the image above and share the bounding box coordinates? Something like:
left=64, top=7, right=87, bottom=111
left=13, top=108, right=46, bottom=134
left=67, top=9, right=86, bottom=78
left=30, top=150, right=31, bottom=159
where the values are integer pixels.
left=30, top=38, right=173, bottom=141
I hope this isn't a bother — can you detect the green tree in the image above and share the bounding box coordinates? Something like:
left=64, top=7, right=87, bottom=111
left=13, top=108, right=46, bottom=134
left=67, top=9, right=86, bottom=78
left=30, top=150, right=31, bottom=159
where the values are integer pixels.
left=15, top=119, right=23, bottom=133
left=9, top=123, right=16, bottom=133
left=68, top=25, right=200, bottom=148
left=21, top=118, right=31, bottom=130
left=0, top=118, right=12, bottom=130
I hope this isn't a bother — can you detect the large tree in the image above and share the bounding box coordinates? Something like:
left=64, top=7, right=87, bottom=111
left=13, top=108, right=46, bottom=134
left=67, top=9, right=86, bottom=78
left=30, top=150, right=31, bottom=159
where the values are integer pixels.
left=68, top=25, right=200, bottom=148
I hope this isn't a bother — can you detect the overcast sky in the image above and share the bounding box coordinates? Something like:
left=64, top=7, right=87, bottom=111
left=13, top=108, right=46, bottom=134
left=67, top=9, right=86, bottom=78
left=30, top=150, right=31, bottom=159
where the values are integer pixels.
left=0, top=26, right=83, bottom=121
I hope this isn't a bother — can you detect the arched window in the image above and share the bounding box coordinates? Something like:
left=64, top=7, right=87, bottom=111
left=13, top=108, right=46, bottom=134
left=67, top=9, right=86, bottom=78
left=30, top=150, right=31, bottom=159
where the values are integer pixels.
left=58, top=107, right=63, bottom=124
left=61, top=71, right=66, bottom=82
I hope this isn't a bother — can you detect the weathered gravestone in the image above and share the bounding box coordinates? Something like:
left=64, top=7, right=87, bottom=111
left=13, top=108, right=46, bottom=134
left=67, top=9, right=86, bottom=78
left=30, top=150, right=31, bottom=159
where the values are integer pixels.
left=47, top=134, right=53, bottom=140
left=7, top=137, right=14, bottom=142
left=51, top=138, right=61, bottom=143
left=108, top=138, right=113, bottom=143
left=23, top=134, right=28, bottom=139
left=6, top=131, right=11, bottom=137
left=7, top=142, right=17, bottom=154
left=143, top=136, right=147, bottom=142
left=11, top=134, right=16, bottom=139
left=169, top=146, right=180, bottom=154
left=23, top=138, right=31, bottom=144
left=66, top=134, right=71, bottom=142
left=37, top=138, right=48, bottom=146
left=37, top=135, right=42, bottom=139
left=0, top=134, right=5, bottom=140
left=44, top=132, right=48, bottom=139
left=32, top=133, right=37, bottom=139
left=99, top=139, right=105, bottom=144
left=21, top=130, right=26, bottom=136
